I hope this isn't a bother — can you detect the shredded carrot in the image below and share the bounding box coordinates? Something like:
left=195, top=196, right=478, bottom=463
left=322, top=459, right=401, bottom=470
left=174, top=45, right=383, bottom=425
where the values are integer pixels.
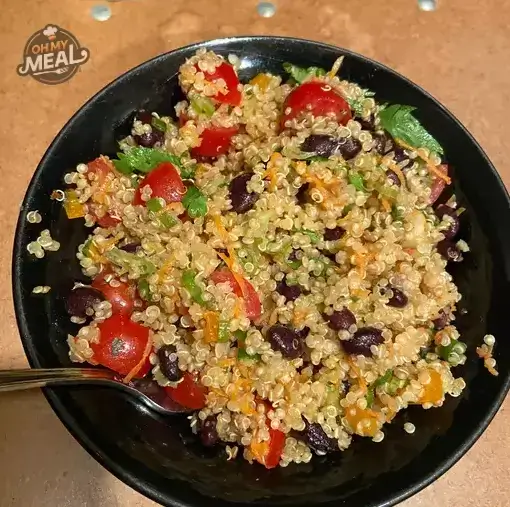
left=233, top=298, right=242, bottom=318
left=347, top=358, right=367, bottom=393
left=204, top=311, right=219, bottom=343
left=261, top=152, right=282, bottom=191
left=394, top=138, right=451, bottom=185
left=122, top=333, right=152, bottom=384
left=250, top=439, right=269, bottom=463
left=218, top=358, right=236, bottom=368
left=381, top=198, right=391, bottom=212
left=428, top=163, right=451, bottom=184
left=157, top=259, right=173, bottom=283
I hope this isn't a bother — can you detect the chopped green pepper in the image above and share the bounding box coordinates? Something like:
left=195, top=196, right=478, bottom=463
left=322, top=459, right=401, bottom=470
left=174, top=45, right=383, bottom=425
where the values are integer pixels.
left=181, top=269, right=207, bottom=306
left=146, top=198, right=164, bottom=213
left=151, top=117, right=167, bottom=133
left=348, top=172, right=368, bottom=192
left=190, top=95, right=215, bottom=117
left=159, top=212, right=177, bottom=229
left=218, top=320, right=230, bottom=343
left=82, top=238, right=94, bottom=257
left=105, top=247, right=156, bottom=276
left=237, top=348, right=261, bottom=361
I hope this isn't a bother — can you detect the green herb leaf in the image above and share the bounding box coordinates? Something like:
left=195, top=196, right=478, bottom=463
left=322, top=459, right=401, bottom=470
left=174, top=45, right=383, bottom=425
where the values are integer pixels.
left=374, top=369, right=393, bottom=388
left=342, top=203, right=354, bottom=217
left=137, top=278, right=152, bottom=302
left=348, top=172, right=368, bottom=192
left=379, top=104, right=443, bottom=155
left=237, top=347, right=261, bottom=361
left=182, top=185, right=208, bottom=218
left=113, top=147, right=183, bottom=175
left=179, top=164, right=196, bottom=180
left=151, top=117, right=167, bottom=132
left=218, top=320, right=230, bottom=343
left=346, top=88, right=375, bottom=116
left=283, top=63, right=326, bottom=84
left=105, top=247, right=156, bottom=276
left=146, top=197, right=164, bottom=213
left=190, top=95, right=216, bottom=117
left=181, top=269, right=207, bottom=306
left=233, top=330, right=248, bottom=342
left=296, top=229, right=320, bottom=244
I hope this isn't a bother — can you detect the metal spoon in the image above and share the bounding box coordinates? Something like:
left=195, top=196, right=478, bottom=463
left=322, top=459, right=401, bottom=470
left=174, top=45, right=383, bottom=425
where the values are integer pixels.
left=0, top=368, right=191, bottom=416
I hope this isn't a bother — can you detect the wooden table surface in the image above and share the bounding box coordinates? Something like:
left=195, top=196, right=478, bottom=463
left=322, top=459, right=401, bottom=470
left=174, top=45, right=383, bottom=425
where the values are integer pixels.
left=0, top=0, right=509, bottom=505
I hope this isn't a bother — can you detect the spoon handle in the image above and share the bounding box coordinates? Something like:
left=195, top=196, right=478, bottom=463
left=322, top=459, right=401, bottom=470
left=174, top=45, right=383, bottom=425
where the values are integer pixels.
left=0, top=368, right=116, bottom=392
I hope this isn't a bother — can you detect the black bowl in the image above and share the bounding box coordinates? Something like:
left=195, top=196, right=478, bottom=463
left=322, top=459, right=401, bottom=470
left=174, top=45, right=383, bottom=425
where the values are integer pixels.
left=12, top=36, right=510, bottom=507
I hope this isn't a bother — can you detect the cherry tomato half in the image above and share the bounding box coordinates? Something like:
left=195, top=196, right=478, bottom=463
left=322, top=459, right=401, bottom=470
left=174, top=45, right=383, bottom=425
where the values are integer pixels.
left=164, top=371, right=207, bottom=410
left=281, top=81, right=352, bottom=129
left=92, top=313, right=151, bottom=377
left=191, top=125, right=239, bottom=158
left=92, top=273, right=136, bottom=315
left=210, top=268, right=262, bottom=320
left=196, top=62, right=241, bottom=106
left=133, top=162, right=186, bottom=206
left=94, top=212, right=121, bottom=228
left=87, top=156, right=112, bottom=187
left=264, top=428, right=286, bottom=469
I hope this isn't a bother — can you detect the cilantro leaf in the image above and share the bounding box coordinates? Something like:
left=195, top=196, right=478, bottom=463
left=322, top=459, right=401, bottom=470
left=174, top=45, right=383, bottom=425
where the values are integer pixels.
left=379, top=104, right=443, bottom=155
left=346, top=88, right=375, bottom=116
left=348, top=172, right=368, bottom=192
left=113, top=147, right=183, bottom=175
left=283, top=63, right=326, bottom=84
left=182, top=185, right=208, bottom=218
left=295, top=229, right=320, bottom=244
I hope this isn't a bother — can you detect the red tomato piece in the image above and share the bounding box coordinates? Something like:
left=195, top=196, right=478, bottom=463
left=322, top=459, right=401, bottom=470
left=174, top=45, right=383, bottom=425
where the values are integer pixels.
left=133, top=162, right=186, bottom=206
left=281, top=81, right=352, bottom=129
left=210, top=268, right=262, bottom=320
left=191, top=125, right=239, bottom=158
left=164, top=372, right=207, bottom=410
left=94, top=212, right=121, bottom=228
left=87, top=156, right=113, bottom=186
left=264, top=428, right=286, bottom=469
left=92, top=314, right=151, bottom=377
left=429, top=164, right=449, bottom=204
left=92, top=273, right=136, bottom=316
left=196, top=62, right=241, bottom=106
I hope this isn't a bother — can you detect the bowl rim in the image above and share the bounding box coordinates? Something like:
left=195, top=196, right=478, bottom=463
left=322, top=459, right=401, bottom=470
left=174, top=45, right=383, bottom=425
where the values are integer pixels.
left=12, top=35, right=510, bottom=507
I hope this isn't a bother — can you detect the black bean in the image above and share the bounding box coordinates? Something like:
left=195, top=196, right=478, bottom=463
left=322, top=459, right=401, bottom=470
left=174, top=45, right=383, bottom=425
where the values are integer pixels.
left=393, top=147, right=412, bottom=169
left=373, top=132, right=394, bottom=155
left=355, top=115, right=375, bottom=131
left=65, top=287, right=105, bottom=318
left=301, top=134, right=338, bottom=157
left=435, top=205, right=460, bottom=239
left=200, top=416, right=219, bottom=447
left=304, top=421, right=338, bottom=453
left=336, top=137, right=362, bottom=160
left=324, top=226, right=345, bottom=241
left=296, top=182, right=310, bottom=205
left=387, top=287, right=408, bottom=308
left=134, top=129, right=165, bottom=148
left=267, top=324, right=303, bottom=359
left=386, top=169, right=401, bottom=187
left=135, top=110, right=153, bottom=125
left=296, top=326, right=310, bottom=340
left=120, top=242, right=140, bottom=253
left=276, top=278, right=302, bottom=302
left=323, top=308, right=356, bottom=331
left=342, top=326, right=383, bottom=356
left=437, top=239, right=462, bottom=262
left=322, top=251, right=337, bottom=263
left=157, top=345, right=182, bottom=382
left=433, top=309, right=449, bottom=330
left=229, top=173, right=258, bottom=214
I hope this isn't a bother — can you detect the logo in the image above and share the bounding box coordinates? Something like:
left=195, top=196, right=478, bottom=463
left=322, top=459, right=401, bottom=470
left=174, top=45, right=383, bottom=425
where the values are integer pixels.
left=17, top=25, right=89, bottom=85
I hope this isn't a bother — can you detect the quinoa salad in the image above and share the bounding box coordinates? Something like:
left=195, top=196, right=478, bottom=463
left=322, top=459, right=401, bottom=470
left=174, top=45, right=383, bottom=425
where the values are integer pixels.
left=51, top=49, right=498, bottom=468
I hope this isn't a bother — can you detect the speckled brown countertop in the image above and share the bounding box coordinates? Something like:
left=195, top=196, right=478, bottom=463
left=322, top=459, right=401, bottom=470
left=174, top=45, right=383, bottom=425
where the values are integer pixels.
left=1, top=0, right=509, bottom=505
